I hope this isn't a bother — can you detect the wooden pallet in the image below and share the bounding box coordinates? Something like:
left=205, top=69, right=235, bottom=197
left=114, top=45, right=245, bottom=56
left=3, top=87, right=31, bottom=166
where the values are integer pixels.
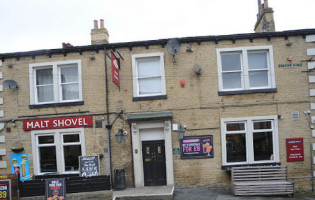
left=231, top=166, right=294, bottom=196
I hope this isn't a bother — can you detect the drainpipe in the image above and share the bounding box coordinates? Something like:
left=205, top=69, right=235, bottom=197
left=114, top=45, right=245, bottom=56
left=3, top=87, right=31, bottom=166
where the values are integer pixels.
left=104, top=48, right=114, bottom=187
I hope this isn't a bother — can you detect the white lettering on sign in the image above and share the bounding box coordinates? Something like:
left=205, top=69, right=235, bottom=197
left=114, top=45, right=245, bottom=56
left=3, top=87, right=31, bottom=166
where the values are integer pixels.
left=27, top=120, right=49, bottom=129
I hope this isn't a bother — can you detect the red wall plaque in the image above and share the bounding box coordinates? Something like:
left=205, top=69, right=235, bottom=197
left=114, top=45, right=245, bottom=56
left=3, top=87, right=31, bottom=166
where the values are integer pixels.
left=23, top=116, right=93, bottom=131
left=286, top=138, right=304, bottom=162
left=111, top=53, right=120, bottom=87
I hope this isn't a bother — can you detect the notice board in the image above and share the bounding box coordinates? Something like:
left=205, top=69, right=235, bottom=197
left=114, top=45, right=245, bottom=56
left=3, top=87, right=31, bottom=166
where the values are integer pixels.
left=286, top=138, right=304, bottom=162
left=79, top=155, right=100, bottom=177
left=180, top=135, right=214, bottom=159
left=45, top=178, right=66, bottom=200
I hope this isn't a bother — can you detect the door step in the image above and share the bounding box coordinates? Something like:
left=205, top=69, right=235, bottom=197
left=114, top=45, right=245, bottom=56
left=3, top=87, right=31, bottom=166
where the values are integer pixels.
left=113, top=186, right=174, bottom=200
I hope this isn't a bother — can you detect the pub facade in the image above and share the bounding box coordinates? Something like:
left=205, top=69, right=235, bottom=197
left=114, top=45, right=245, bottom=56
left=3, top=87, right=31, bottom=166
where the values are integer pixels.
left=0, top=0, right=315, bottom=195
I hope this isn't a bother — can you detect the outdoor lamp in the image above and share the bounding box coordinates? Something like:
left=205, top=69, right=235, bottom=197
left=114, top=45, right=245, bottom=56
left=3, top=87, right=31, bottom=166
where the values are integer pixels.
left=177, top=127, right=185, bottom=139
left=115, top=129, right=124, bottom=143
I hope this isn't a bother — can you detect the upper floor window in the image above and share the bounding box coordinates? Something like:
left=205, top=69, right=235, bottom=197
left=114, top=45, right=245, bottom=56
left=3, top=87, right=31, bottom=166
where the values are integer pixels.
left=132, top=53, right=166, bottom=100
left=216, top=46, right=276, bottom=94
left=29, top=60, right=82, bottom=105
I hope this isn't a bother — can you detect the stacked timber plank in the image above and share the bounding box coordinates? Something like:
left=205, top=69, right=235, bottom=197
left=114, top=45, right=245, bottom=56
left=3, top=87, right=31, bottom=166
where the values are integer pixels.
left=231, top=165, right=294, bottom=196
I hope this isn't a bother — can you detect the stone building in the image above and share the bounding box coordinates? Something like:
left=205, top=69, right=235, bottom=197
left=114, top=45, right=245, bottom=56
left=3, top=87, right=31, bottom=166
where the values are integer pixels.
left=0, top=0, right=315, bottom=194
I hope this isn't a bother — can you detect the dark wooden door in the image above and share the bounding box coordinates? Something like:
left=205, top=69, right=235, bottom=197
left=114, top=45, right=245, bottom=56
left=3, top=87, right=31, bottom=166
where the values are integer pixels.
left=142, top=140, right=166, bottom=186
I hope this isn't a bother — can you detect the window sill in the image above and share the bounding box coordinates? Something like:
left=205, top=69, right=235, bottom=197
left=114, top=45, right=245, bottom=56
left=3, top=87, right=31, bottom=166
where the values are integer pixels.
left=218, top=88, right=277, bottom=96
left=221, top=162, right=281, bottom=171
left=133, top=95, right=167, bottom=101
left=29, top=101, right=84, bottom=109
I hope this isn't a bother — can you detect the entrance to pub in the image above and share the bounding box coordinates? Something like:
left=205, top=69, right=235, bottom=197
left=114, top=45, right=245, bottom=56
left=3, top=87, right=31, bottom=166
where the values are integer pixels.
left=142, top=140, right=166, bottom=186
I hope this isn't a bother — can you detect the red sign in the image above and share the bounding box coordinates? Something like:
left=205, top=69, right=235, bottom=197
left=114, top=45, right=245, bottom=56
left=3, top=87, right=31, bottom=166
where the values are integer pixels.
left=23, top=116, right=93, bottom=131
left=286, top=138, right=304, bottom=162
left=111, top=53, right=120, bottom=87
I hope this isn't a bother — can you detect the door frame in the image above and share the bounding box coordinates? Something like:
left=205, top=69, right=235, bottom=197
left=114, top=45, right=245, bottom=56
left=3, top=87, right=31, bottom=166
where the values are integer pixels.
left=131, top=121, right=174, bottom=187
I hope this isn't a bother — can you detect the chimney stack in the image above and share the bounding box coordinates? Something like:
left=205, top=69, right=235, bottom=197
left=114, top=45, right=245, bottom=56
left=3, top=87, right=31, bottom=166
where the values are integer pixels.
left=254, top=0, right=275, bottom=33
left=91, top=19, right=109, bottom=45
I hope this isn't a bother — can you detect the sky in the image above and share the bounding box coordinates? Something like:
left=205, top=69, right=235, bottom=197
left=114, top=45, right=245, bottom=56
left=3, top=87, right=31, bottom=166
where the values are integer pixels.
left=0, top=0, right=314, bottom=53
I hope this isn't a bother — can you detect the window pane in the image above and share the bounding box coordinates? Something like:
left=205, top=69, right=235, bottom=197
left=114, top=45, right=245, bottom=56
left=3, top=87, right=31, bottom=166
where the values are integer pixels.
left=36, top=68, right=53, bottom=85
left=248, top=52, right=268, bottom=70
left=137, top=57, right=161, bottom=78
left=61, top=83, right=79, bottom=100
left=39, top=136, right=54, bottom=144
left=39, top=146, right=57, bottom=173
left=37, top=85, right=54, bottom=102
left=222, top=72, right=242, bottom=89
left=253, top=132, right=273, bottom=161
left=61, top=66, right=78, bottom=83
left=64, top=145, right=81, bottom=171
left=63, top=134, right=80, bottom=143
left=221, top=54, right=241, bottom=71
left=226, top=123, right=245, bottom=131
left=249, top=71, right=268, bottom=88
left=226, top=134, right=246, bottom=163
left=254, top=121, right=271, bottom=130
left=139, top=77, right=162, bottom=94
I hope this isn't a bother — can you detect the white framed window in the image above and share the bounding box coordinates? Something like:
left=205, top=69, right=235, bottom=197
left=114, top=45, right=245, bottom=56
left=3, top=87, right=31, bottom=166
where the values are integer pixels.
left=29, top=60, right=82, bottom=105
left=216, top=46, right=275, bottom=92
left=221, top=116, right=279, bottom=166
left=31, top=128, right=85, bottom=175
left=132, top=53, right=166, bottom=98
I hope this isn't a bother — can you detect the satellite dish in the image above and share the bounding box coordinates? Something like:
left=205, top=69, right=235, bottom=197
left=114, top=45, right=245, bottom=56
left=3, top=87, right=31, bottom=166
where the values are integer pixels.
left=166, top=39, right=181, bottom=63
left=3, top=80, right=18, bottom=89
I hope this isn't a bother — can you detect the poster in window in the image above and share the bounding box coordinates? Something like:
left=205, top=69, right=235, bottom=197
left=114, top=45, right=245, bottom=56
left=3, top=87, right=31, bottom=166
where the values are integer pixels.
left=79, top=155, right=100, bottom=177
left=10, top=154, right=30, bottom=181
left=45, top=178, right=66, bottom=200
left=180, top=135, right=214, bottom=159
left=286, top=138, right=304, bottom=162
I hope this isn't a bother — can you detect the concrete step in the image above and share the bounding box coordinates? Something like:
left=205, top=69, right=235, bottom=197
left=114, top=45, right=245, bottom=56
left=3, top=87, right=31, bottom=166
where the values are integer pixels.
left=113, top=186, right=174, bottom=200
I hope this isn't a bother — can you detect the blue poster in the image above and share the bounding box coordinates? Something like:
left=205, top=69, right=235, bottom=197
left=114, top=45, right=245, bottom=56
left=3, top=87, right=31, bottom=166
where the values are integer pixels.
left=10, top=153, right=30, bottom=181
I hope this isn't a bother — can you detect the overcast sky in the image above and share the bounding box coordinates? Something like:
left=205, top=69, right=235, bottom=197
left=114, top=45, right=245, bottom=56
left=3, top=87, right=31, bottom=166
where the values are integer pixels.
left=0, top=0, right=314, bottom=53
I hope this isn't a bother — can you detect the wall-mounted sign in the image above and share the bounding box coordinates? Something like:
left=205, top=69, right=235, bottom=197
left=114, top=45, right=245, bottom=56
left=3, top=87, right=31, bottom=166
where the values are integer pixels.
left=23, top=116, right=93, bottom=131
left=0, top=180, right=11, bottom=200
left=286, top=138, right=304, bottom=162
left=173, top=148, right=180, bottom=155
left=10, top=154, right=30, bottom=181
left=278, top=63, right=302, bottom=67
left=45, top=178, right=66, bottom=200
left=0, top=175, right=18, bottom=200
left=79, top=156, right=100, bottom=177
left=111, top=53, right=120, bottom=87
left=180, top=135, right=213, bottom=159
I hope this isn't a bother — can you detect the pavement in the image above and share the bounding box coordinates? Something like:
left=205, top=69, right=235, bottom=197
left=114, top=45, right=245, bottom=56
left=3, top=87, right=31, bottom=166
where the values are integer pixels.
left=113, top=186, right=315, bottom=200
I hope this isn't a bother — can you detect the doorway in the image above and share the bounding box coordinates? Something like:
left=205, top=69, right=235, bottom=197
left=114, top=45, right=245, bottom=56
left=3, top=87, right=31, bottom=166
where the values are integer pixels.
left=142, top=140, right=166, bottom=186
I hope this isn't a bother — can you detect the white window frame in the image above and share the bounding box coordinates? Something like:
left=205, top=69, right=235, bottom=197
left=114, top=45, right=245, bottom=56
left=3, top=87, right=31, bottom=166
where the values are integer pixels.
left=31, top=128, right=86, bottom=175
left=131, top=52, right=166, bottom=98
left=221, top=116, right=279, bottom=166
left=216, top=46, right=275, bottom=92
left=29, top=60, right=82, bottom=105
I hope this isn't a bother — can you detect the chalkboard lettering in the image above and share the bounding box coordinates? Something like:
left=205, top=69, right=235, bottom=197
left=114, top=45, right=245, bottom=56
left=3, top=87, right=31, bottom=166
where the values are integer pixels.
left=79, top=156, right=100, bottom=177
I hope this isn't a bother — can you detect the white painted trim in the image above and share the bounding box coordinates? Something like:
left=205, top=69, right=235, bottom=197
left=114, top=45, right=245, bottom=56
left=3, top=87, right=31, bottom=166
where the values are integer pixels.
left=310, top=89, right=315, bottom=96
left=0, top=98, right=3, bottom=105
left=29, top=60, right=82, bottom=105
left=0, top=60, right=2, bottom=67
left=0, top=123, right=4, bottom=130
left=216, top=46, right=275, bottom=92
left=221, top=115, right=279, bottom=166
left=0, top=72, right=2, bottom=79
left=0, top=136, right=5, bottom=143
left=306, top=35, right=315, bottom=43
left=0, top=161, right=6, bottom=168
left=0, top=110, right=3, bottom=117
left=311, top=103, right=315, bottom=110
left=310, top=76, right=315, bottom=83
left=0, top=85, right=3, bottom=92
left=31, top=128, right=85, bottom=175
left=0, top=149, right=6, bottom=155
left=313, top=143, right=315, bottom=151
left=131, top=121, right=174, bottom=188
left=312, top=130, right=315, bottom=137
left=307, top=48, right=315, bottom=56
left=309, top=62, right=315, bottom=70
left=131, top=52, right=166, bottom=98
left=312, top=116, right=315, bottom=123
